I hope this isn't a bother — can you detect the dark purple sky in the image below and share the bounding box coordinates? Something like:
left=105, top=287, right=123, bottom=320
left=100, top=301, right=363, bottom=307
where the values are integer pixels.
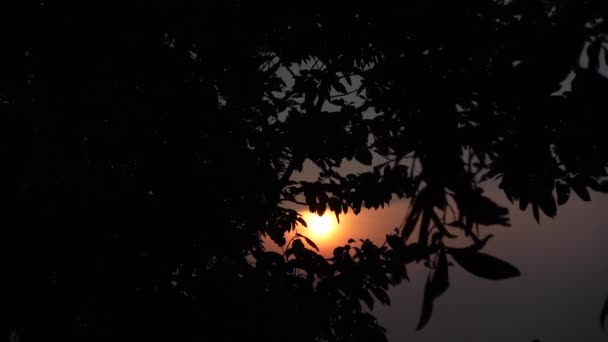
left=375, top=191, right=608, bottom=342
left=272, top=161, right=608, bottom=341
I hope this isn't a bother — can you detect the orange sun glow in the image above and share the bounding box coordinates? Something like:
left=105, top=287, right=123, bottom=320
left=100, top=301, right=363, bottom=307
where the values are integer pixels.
left=302, top=212, right=338, bottom=239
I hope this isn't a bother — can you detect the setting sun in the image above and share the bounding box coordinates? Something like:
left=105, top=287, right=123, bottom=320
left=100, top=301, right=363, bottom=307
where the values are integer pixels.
left=302, top=212, right=338, bottom=239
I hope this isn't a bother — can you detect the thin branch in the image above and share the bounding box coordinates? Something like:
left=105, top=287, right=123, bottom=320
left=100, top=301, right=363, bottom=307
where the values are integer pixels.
left=279, top=198, right=308, bottom=206
left=285, top=65, right=298, bottom=78
left=310, top=57, right=321, bottom=71
left=329, top=87, right=362, bottom=98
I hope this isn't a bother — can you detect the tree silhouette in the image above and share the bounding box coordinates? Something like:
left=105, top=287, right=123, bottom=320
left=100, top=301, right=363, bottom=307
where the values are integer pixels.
left=7, top=1, right=608, bottom=341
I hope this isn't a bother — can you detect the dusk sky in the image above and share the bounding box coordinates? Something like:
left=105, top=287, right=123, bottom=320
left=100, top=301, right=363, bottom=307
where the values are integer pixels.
left=265, top=161, right=608, bottom=341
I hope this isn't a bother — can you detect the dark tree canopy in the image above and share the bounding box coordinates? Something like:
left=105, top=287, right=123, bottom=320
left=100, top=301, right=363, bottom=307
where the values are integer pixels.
left=7, top=1, right=608, bottom=341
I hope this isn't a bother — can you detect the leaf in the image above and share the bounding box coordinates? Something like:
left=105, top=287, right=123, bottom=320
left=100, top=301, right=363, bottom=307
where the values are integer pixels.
left=532, top=204, right=540, bottom=223
left=569, top=178, right=591, bottom=202
left=601, top=180, right=608, bottom=193
left=292, top=239, right=305, bottom=252
left=359, top=289, right=375, bottom=310
left=587, top=38, right=602, bottom=70
left=296, top=233, right=319, bottom=252
left=416, top=249, right=449, bottom=330
left=328, top=197, right=342, bottom=224
left=296, top=216, right=308, bottom=227
left=416, top=275, right=435, bottom=330
left=265, top=60, right=282, bottom=75
left=355, top=148, right=373, bottom=165
left=370, top=286, right=390, bottom=305
left=601, top=295, right=608, bottom=329
left=449, top=249, right=520, bottom=280
left=401, top=205, right=421, bottom=241
left=587, top=177, right=601, bottom=192
left=538, top=193, right=556, bottom=218
left=303, top=236, right=319, bottom=252
left=418, top=208, right=432, bottom=246
left=332, top=78, right=347, bottom=93
left=519, top=197, right=529, bottom=211
left=344, top=74, right=352, bottom=86
left=434, top=249, right=449, bottom=296
left=386, top=234, right=405, bottom=251
left=555, top=182, right=570, bottom=205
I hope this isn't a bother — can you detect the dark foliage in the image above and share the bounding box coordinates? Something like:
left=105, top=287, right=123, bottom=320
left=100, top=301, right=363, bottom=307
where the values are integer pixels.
left=6, top=1, right=608, bottom=341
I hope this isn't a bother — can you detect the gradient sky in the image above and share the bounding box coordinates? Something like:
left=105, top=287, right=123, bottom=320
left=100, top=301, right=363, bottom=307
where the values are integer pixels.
left=267, top=161, right=608, bottom=342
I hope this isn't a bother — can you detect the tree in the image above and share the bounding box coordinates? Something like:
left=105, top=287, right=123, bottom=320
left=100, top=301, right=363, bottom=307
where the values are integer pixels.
left=7, top=1, right=608, bottom=341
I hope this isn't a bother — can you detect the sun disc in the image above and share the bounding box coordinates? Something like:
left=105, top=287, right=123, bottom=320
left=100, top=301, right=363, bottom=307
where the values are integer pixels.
left=304, top=212, right=337, bottom=239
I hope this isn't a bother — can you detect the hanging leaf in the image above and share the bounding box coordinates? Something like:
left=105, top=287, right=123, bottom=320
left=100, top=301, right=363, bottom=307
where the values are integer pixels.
left=370, top=286, right=390, bottom=305
left=532, top=204, right=540, bottom=223
left=416, top=275, right=435, bottom=331
left=538, top=192, right=556, bottom=218
left=296, top=216, right=308, bottom=227
left=401, top=204, right=421, bottom=241
left=519, top=197, right=529, bottom=211
left=569, top=176, right=591, bottom=201
left=416, top=249, right=449, bottom=330
left=434, top=249, right=449, bottom=296
left=555, top=181, right=570, bottom=205
left=296, top=233, right=319, bottom=252
left=302, top=236, right=319, bottom=252
left=448, top=249, right=520, bottom=280
left=418, top=208, right=432, bottom=246
left=571, top=183, right=591, bottom=201
left=601, top=295, right=608, bottom=329
left=359, top=289, right=375, bottom=310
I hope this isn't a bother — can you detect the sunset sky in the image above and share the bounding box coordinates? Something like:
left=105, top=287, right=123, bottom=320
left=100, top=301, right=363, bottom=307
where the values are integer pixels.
left=266, top=161, right=608, bottom=341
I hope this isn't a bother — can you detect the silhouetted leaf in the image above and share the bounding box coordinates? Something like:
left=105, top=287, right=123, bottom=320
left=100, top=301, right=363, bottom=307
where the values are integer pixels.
left=587, top=39, right=602, bottom=70
left=416, top=249, right=449, bottom=330
left=416, top=275, right=435, bottom=330
left=519, top=197, right=529, bottom=211
left=532, top=204, right=540, bottom=223
left=355, top=148, right=373, bottom=165
left=556, top=182, right=570, bottom=205
left=601, top=180, right=608, bottom=193
left=538, top=193, right=556, bottom=218
left=448, top=249, right=520, bottom=280
left=401, top=206, right=421, bottom=241
left=587, top=177, right=601, bottom=192
left=292, top=239, right=305, bottom=252
left=569, top=179, right=591, bottom=201
left=601, top=295, right=608, bottom=329
left=360, top=289, right=375, bottom=311
left=386, top=234, right=405, bottom=251
left=418, top=208, right=432, bottom=246
left=332, top=78, right=347, bottom=93
left=296, top=216, right=308, bottom=227
left=370, top=286, right=390, bottom=305
left=434, top=249, right=449, bottom=296
left=296, top=233, right=319, bottom=252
